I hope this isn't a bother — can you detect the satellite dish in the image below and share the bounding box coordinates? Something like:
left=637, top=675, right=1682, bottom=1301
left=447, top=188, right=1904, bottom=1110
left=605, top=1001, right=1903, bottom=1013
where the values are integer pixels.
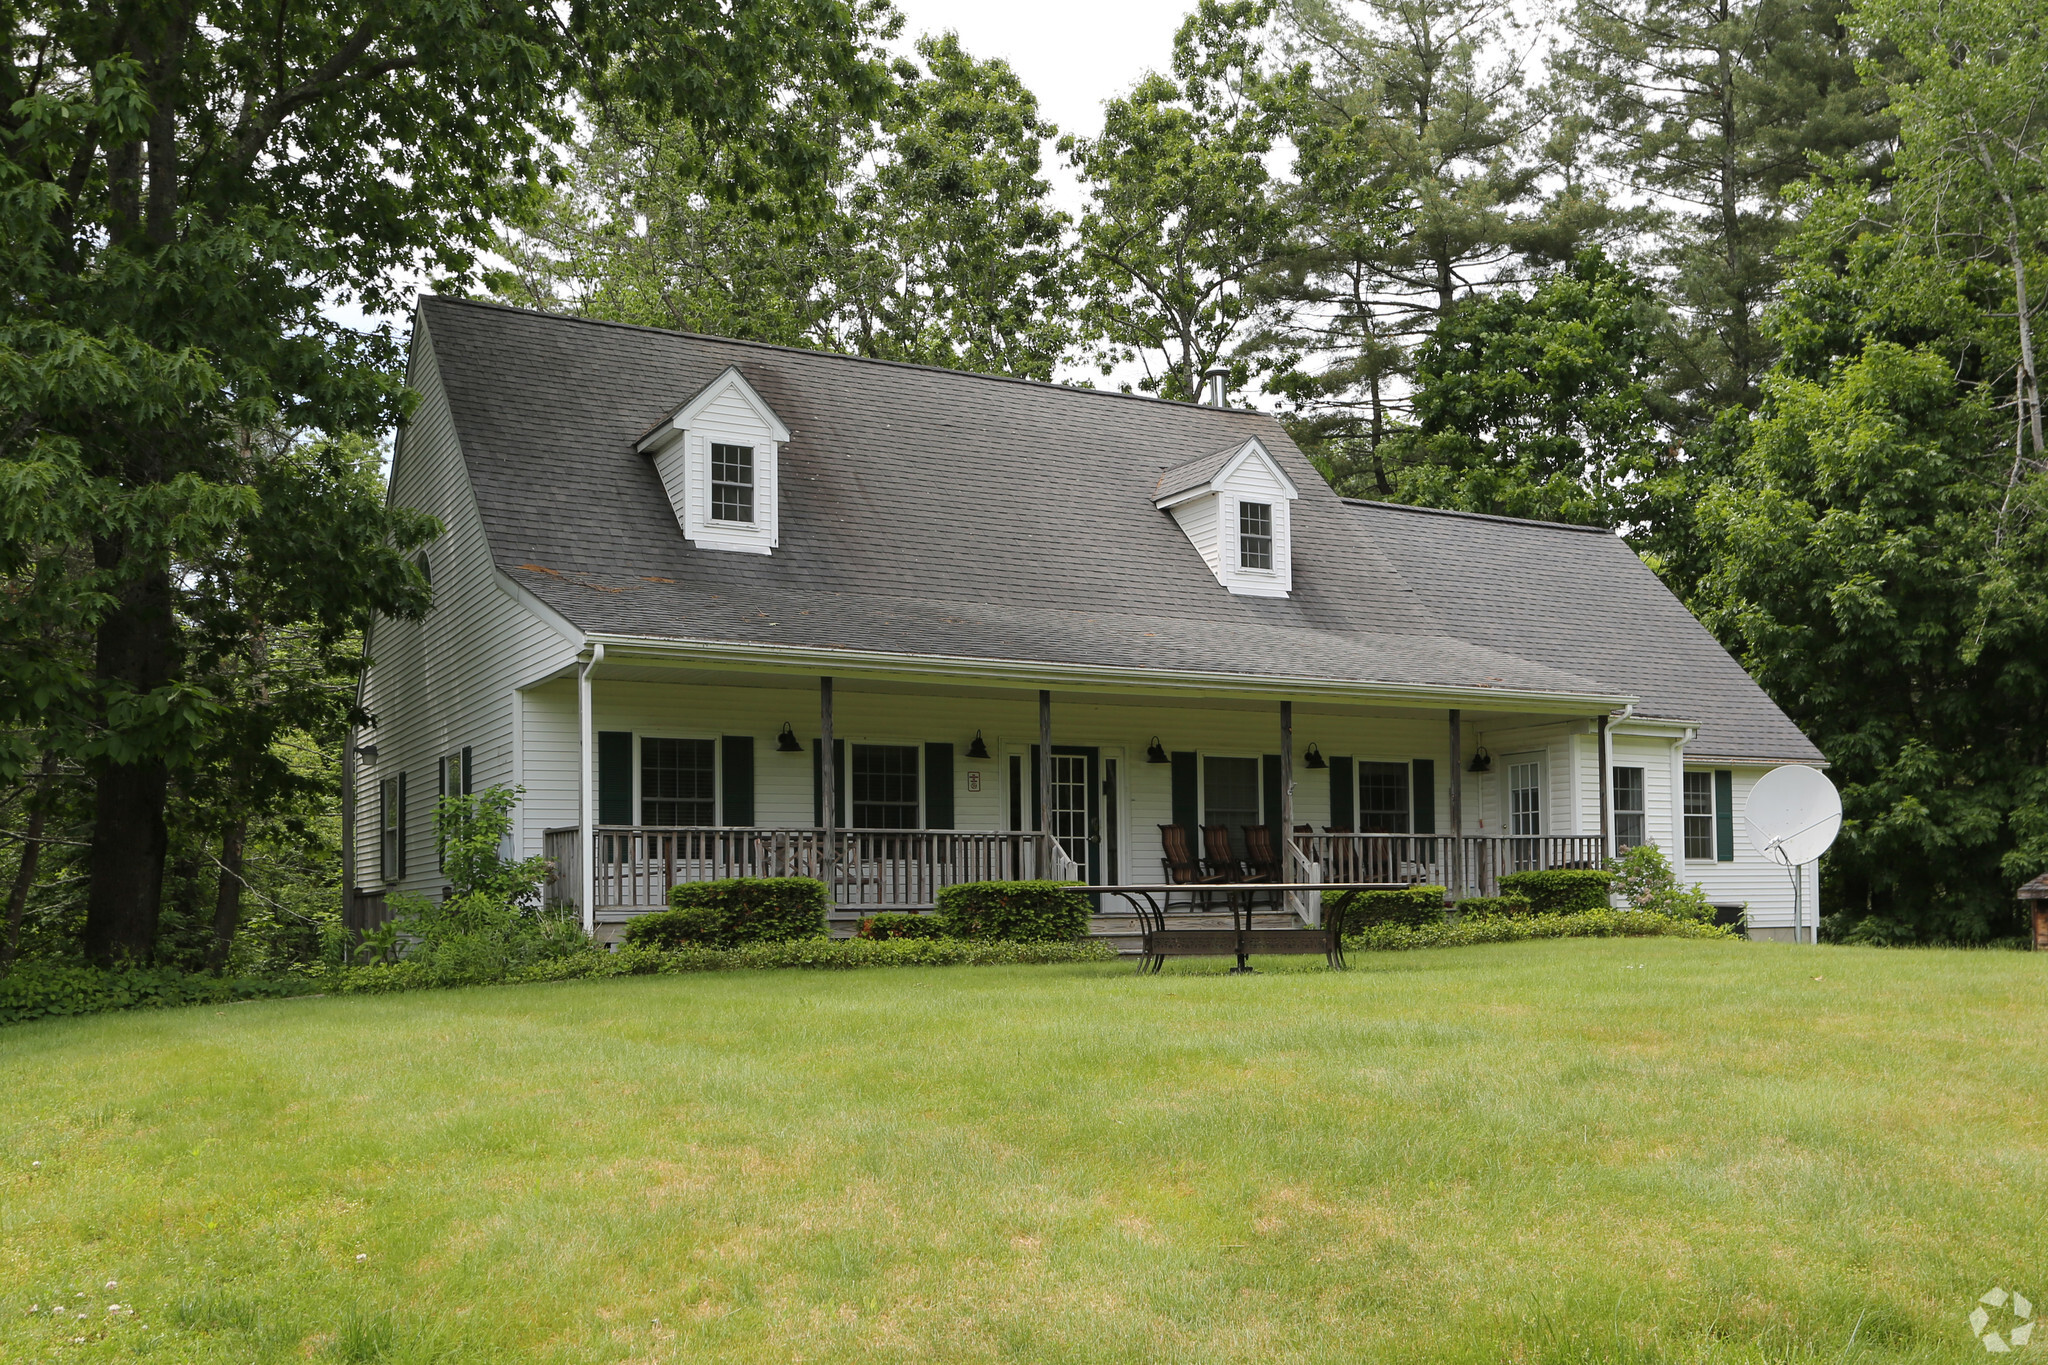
left=1745, top=765, right=1842, bottom=867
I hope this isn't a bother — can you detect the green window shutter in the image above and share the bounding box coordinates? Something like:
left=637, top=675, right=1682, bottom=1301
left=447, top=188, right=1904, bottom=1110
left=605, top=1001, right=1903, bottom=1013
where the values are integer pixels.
left=1263, top=753, right=1283, bottom=827
left=461, top=746, right=472, bottom=796
left=1329, top=757, right=1354, bottom=830
left=1715, top=769, right=1735, bottom=861
left=396, top=772, right=408, bottom=878
left=812, top=739, right=845, bottom=826
left=924, top=743, right=954, bottom=829
left=1411, top=759, right=1436, bottom=834
left=597, top=731, right=633, bottom=824
left=1171, top=751, right=1198, bottom=830
left=721, top=736, right=755, bottom=826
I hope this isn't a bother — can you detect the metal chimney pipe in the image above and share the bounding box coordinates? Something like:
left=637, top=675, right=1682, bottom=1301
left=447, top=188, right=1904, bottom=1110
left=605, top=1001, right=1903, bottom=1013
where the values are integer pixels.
left=1202, top=367, right=1228, bottom=407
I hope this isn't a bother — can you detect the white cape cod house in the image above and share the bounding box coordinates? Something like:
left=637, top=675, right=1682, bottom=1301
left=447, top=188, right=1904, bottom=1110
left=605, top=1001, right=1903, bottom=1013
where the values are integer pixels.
left=344, top=297, right=1826, bottom=943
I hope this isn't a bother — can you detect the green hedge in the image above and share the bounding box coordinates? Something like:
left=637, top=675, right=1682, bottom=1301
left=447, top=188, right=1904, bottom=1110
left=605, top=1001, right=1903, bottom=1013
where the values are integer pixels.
left=1496, top=869, right=1614, bottom=914
left=934, top=881, right=1091, bottom=942
left=1455, top=894, right=1533, bottom=917
left=631, top=877, right=830, bottom=948
left=856, top=912, right=948, bottom=941
left=1326, top=884, right=1446, bottom=929
left=1346, top=908, right=1737, bottom=953
left=0, top=964, right=312, bottom=1026
left=330, top=936, right=1117, bottom=992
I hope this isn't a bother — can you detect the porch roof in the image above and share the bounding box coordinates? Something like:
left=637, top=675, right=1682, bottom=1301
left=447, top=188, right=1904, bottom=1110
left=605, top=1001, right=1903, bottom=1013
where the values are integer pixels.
left=416, top=297, right=1813, bottom=757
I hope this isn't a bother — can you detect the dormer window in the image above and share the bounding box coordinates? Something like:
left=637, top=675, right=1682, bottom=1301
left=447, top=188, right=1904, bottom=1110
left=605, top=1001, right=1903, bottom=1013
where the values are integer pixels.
left=711, top=443, right=754, bottom=522
left=636, top=366, right=790, bottom=555
left=1153, top=438, right=1301, bottom=596
left=1239, top=502, right=1273, bottom=570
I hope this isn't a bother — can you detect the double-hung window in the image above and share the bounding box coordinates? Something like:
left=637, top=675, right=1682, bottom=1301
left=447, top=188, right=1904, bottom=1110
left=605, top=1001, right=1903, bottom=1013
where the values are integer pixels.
left=851, top=744, right=920, bottom=829
left=643, top=738, right=716, bottom=825
left=710, top=443, right=754, bottom=523
left=1239, top=502, right=1273, bottom=570
left=1613, top=767, right=1646, bottom=849
left=1358, top=761, right=1410, bottom=833
left=1682, top=771, right=1715, bottom=860
left=378, top=775, right=406, bottom=881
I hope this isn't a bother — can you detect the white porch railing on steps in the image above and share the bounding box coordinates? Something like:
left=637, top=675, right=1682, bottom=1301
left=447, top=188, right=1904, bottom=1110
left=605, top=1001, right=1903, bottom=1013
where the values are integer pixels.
left=1288, top=833, right=1610, bottom=900
left=542, top=826, right=1077, bottom=912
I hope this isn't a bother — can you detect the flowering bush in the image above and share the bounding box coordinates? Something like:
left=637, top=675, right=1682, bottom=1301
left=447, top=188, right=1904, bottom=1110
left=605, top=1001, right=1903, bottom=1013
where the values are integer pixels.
left=1606, top=845, right=1720, bottom=922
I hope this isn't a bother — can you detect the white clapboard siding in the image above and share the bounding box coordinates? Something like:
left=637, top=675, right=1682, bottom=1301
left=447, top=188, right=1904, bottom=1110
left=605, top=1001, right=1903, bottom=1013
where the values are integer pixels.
left=352, top=318, right=581, bottom=900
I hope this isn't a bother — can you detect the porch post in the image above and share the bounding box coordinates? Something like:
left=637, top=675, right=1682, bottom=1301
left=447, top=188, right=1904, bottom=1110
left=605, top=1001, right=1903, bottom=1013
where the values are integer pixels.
left=1279, top=699, right=1294, bottom=878
left=1596, top=713, right=1612, bottom=862
left=820, top=676, right=835, bottom=895
left=577, top=643, right=602, bottom=936
left=1038, top=689, right=1054, bottom=874
left=1448, top=708, right=1463, bottom=898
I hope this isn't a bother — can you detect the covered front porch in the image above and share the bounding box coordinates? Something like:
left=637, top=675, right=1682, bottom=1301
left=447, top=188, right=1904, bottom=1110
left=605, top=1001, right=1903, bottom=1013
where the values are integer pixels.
left=521, top=641, right=1639, bottom=939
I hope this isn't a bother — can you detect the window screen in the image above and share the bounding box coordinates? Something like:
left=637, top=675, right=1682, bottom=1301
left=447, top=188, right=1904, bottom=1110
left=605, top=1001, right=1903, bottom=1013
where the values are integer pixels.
left=852, top=744, right=920, bottom=828
left=710, top=443, right=754, bottom=523
left=1358, top=761, right=1410, bottom=833
left=1683, top=771, right=1715, bottom=860
left=1238, top=502, right=1273, bottom=570
left=1202, top=755, right=1262, bottom=860
left=643, top=737, right=716, bottom=825
left=1613, top=767, right=1646, bottom=849
left=1508, top=761, right=1542, bottom=837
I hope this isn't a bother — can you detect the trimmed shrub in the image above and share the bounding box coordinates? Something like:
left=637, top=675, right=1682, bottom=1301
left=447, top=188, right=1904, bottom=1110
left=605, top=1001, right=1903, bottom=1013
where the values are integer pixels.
left=1497, top=868, right=1614, bottom=914
left=659, top=877, right=830, bottom=946
left=1455, top=894, right=1533, bottom=917
left=1344, top=908, right=1740, bottom=953
left=1606, top=845, right=1718, bottom=922
left=934, top=881, right=1090, bottom=942
left=622, top=904, right=727, bottom=950
left=1327, top=884, right=1447, bottom=929
left=856, top=912, right=948, bottom=941
left=1, top=964, right=310, bottom=1026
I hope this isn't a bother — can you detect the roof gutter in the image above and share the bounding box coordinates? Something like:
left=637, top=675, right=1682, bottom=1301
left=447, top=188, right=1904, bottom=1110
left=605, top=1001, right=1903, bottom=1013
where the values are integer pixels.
left=579, top=630, right=1637, bottom=715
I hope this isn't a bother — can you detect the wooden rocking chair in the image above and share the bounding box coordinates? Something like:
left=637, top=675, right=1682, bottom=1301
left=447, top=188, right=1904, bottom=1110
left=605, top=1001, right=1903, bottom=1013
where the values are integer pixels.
left=1158, top=823, right=1225, bottom=910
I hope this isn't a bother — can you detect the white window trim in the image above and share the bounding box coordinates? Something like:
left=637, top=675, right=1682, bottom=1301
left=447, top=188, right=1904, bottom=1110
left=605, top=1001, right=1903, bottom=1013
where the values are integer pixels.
left=1196, top=750, right=1269, bottom=828
left=1681, top=768, right=1718, bottom=863
left=637, top=732, right=722, bottom=827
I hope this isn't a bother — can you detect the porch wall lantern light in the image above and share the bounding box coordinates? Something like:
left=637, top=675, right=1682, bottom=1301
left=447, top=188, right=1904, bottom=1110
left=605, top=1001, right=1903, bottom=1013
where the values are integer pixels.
left=1468, top=745, right=1493, bottom=773
left=1145, top=736, right=1171, bottom=764
left=1302, top=743, right=1327, bottom=770
left=966, top=731, right=991, bottom=760
left=775, top=723, right=803, bottom=753
left=354, top=744, right=379, bottom=764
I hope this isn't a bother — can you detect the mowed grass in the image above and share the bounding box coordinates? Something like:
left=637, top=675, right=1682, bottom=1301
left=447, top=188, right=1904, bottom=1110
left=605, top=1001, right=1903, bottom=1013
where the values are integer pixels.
left=3, top=941, right=2044, bottom=1364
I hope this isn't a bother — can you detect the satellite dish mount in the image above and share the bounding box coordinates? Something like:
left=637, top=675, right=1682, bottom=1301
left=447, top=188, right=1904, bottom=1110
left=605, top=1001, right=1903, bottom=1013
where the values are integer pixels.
left=1743, top=765, right=1843, bottom=945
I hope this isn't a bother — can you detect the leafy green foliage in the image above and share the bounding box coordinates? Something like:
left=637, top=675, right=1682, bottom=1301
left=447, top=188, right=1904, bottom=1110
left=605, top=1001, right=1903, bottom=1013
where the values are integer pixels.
left=1345, top=907, right=1739, bottom=952
left=1607, top=845, right=1718, bottom=922
left=663, top=878, right=830, bottom=945
left=1327, top=884, right=1446, bottom=928
left=856, top=912, right=949, bottom=941
left=934, top=881, right=1091, bottom=942
left=1374, top=252, right=1665, bottom=525
left=496, top=31, right=1074, bottom=379
left=1496, top=869, right=1615, bottom=914
left=1064, top=0, right=1295, bottom=399
left=1453, top=894, right=1533, bottom=917
left=0, top=963, right=310, bottom=1025
left=623, top=905, right=729, bottom=951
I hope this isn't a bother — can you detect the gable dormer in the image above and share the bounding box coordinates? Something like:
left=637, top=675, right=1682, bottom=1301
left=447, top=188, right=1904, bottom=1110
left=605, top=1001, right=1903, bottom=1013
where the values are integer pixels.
left=1153, top=438, right=1300, bottom=597
left=635, top=366, right=791, bottom=555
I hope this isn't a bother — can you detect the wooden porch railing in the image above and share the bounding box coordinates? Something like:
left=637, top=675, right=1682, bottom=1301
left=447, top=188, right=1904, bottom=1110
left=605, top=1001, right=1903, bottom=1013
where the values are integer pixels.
left=543, top=826, right=1077, bottom=912
left=1289, top=833, right=1610, bottom=900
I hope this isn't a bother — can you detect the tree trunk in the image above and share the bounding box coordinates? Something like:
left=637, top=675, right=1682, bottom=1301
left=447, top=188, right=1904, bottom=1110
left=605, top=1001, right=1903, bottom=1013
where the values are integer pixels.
left=81, top=549, right=178, bottom=966
left=1, top=751, right=58, bottom=972
left=207, top=818, right=246, bottom=973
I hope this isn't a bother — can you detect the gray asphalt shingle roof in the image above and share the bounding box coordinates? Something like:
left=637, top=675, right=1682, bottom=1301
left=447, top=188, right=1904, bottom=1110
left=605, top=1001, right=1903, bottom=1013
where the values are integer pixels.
left=414, top=297, right=1817, bottom=761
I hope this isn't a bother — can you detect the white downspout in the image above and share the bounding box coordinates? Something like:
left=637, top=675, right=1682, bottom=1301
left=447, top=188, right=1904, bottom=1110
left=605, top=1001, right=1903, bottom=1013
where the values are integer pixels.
left=577, top=641, right=604, bottom=937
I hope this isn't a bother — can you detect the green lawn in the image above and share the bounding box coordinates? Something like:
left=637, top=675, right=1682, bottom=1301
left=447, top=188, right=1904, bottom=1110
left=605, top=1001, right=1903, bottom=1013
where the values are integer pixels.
left=3, top=940, right=2043, bottom=1364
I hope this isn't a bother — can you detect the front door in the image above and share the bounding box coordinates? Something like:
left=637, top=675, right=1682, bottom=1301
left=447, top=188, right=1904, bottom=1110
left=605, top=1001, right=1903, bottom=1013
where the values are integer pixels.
left=1008, top=745, right=1102, bottom=883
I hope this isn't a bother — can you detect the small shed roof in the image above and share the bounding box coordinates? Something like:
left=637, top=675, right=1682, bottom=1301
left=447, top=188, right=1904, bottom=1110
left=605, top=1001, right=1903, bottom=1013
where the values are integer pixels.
left=2020, top=873, right=2048, bottom=901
